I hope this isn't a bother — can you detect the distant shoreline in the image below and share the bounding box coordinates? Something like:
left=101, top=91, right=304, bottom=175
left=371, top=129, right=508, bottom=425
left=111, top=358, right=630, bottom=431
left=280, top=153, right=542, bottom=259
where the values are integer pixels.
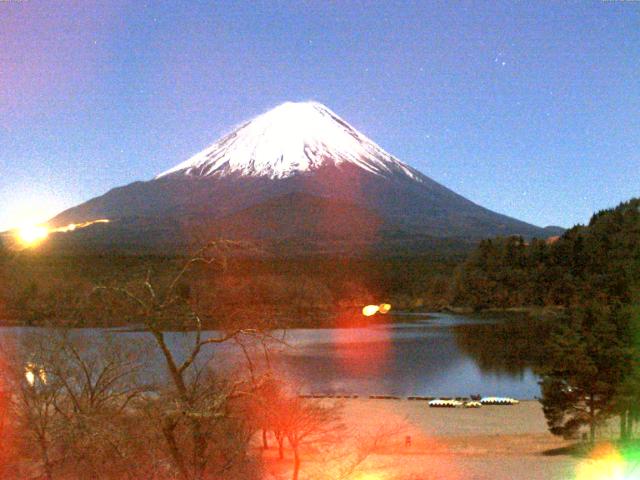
left=0, top=307, right=561, bottom=330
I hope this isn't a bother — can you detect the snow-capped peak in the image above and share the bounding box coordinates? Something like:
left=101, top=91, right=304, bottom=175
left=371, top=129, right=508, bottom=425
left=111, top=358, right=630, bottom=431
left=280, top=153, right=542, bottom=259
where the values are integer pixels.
left=156, top=101, right=423, bottom=182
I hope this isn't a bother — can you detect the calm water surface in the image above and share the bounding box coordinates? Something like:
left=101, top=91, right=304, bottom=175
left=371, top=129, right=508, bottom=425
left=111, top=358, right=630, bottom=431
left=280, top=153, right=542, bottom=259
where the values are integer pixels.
left=271, top=313, right=541, bottom=399
left=2, top=313, right=543, bottom=399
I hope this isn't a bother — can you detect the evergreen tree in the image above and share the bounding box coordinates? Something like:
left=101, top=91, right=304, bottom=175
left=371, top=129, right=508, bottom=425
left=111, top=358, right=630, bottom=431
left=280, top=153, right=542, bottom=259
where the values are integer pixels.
left=452, top=197, right=640, bottom=310
left=538, top=303, right=632, bottom=441
left=614, top=305, right=640, bottom=441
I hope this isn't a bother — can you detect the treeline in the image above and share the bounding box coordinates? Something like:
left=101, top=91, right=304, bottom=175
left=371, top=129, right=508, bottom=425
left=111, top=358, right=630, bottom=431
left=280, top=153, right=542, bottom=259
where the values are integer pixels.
left=0, top=250, right=463, bottom=328
left=0, top=243, right=402, bottom=480
left=453, top=198, right=640, bottom=310
left=454, top=198, right=640, bottom=442
left=2, top=198, right=639, bottom=325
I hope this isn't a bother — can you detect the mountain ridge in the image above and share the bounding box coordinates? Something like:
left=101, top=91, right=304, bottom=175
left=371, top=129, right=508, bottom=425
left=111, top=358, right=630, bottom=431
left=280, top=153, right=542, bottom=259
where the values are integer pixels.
left=156, top=101, right=422, bottom=182
left=47, top=101, right=559, bottom=254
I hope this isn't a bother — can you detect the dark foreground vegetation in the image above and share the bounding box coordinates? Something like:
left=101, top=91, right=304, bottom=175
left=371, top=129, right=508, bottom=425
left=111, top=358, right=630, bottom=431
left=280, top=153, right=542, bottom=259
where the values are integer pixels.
left=0, top=243, right=398, bottom=480
left=0, top=247, right=463, bottom=328
left=457, top=198, right=640, bottom=443
left=0, top=197, right=639, bottom=478
left=2, top=201, right=636, bottom=329
left=453, top=198, right=640, bottom=310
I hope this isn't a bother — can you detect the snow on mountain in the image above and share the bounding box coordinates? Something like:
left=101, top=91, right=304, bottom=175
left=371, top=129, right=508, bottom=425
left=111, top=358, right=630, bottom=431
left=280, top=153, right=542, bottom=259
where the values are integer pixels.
left=47, top=100, right=558, bottom=253
left=156, top=101, right=422, bottom=182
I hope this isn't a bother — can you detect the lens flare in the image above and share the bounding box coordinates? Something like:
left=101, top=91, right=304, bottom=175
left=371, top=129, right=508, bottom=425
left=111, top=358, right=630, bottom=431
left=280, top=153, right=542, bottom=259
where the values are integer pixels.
left=12, top=219, right=110, bottom=249
left=353, top=473, right=386, bottom=480
left=574, top=443, right=637, bottom=480
left=362, top=305, right=380, bottom=317
left=24, top=365, right=36, bottom=387
left=378, top=303, right=391, bottom=314
left=17, top=225, right=49, bottom=246
left=54, top=218, right=109, bottom=233
left=362, top=304, right=391, bottom=316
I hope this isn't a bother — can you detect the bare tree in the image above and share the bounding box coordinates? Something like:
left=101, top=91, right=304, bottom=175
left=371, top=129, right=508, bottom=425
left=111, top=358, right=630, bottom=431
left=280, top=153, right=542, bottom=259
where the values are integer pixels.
left=48, top=332, right=153, bottom=479
left=307, top=422, right=406, bottom=480
left=0, top=371, right=11, bottom=477
left=94, top=241, right=268, bottom=480
left=4, top=240, right=349, bottom=480
left=2, top=330, right=155, bottom=480
left=252, top=374, right=288, bottom=459
left=4, top=333, right=65, bottom=480
left=282, top=397, right=344, bottom=480
left=259, top=384, right=403, bottom=480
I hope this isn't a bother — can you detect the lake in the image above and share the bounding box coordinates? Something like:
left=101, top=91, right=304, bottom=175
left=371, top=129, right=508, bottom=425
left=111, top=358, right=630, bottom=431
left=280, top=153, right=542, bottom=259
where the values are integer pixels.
left=2, top=312, right=545, bottom=399
left=269, top=312, right=543, bottom=399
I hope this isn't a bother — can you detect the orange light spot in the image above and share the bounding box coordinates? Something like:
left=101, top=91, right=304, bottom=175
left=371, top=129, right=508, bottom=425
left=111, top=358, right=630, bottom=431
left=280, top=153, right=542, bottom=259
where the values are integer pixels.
left=575, top=443, right=628, bottom=480
left=12, top=218, right=111, bottom=249
left=53, top=218, right=110, bottom=233
left=354, top=473, right=386, bottom=480
left=378, top=303, right=391, bottom=314
left=16, top=225, right=49, bottom=247
left=362, top=305, right=380, bottom=317
left=24, top=363, right=36, bottom=386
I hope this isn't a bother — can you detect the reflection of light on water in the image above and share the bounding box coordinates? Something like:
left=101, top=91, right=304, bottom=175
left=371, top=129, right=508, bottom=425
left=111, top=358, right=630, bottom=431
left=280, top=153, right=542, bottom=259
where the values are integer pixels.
left=24, top=369, right=36, bottom=387
left=24, top=362, right=47, bottom=386
left=332, top=325, right=392, bottom=378
left=271, top=314, right=543, bottom=398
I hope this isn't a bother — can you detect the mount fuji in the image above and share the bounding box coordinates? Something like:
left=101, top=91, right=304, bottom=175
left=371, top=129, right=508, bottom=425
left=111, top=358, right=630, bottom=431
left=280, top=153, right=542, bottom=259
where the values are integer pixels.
left=48, top=101, right=560, bottom=254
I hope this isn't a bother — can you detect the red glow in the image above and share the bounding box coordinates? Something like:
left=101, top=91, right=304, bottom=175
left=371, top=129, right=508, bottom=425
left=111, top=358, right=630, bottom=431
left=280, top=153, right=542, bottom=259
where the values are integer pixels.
left=341, top=400, right=464, bottom=479
left=330, top=308, right=392, bottom=377
left=0, top=336, right=16, bottom=473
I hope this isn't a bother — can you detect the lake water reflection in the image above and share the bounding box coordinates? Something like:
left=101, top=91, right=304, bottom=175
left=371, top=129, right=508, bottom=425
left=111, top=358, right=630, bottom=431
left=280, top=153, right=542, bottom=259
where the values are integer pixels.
left=1, top=313, right=546, bottom=400
left=273, top=313, right=543, bottom=399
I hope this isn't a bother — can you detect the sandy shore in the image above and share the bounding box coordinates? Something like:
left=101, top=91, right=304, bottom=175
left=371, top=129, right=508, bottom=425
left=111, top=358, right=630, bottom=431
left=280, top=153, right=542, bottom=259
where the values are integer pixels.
left=263, top=399, right=581, bottom=480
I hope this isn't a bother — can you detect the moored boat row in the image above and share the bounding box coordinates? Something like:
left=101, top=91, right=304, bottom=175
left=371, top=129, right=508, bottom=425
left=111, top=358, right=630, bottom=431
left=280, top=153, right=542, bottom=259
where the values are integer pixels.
left=428, top=397, right=519, bottom=408
left=297, top=394, right=520, bottom=406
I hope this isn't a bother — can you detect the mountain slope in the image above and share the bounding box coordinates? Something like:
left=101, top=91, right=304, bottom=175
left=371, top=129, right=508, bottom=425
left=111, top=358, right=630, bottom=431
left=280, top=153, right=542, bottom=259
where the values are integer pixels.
left=156, top=101, right=422, bottom=181
left=49, top=101, right=556, bottom=253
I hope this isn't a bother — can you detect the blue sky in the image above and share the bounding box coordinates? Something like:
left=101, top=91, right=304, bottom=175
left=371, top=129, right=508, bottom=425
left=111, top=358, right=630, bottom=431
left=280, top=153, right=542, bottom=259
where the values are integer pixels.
left=1, top=0, right=638, bottom=230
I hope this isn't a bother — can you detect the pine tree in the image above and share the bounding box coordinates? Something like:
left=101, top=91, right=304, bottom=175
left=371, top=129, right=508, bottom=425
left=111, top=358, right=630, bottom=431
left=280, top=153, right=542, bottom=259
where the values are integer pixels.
left=538, top=303, right=631, bottom=441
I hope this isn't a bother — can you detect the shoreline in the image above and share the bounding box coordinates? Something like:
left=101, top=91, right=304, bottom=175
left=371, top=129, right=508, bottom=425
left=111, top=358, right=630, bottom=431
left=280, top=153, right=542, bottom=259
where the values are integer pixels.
left=264, top=398, right=581, bottom=479
left=0, top=306, right=566, bottom=330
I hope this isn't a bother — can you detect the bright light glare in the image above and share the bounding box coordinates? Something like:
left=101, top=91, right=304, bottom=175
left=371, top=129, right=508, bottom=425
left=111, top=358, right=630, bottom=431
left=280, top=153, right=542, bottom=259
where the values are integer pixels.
left=25, top=363, right=36, bottom=386
left=12, top=219, right=110, bottom=249
left=1, top=190, right=67, bottom=233
left=353, top=473, right=386, bottom=480
left=55, top=219, right=110, bottom=233
left=379, top=303, right=391, bottom=314
left=17, top=225, right=49, bottom=246
left=362, top=304, right=391, bottom=316
left=24, top=362, right=47, bottom=386
left=575, top=444, right=628, bottom=480
left=362, top=305, right=380, bottom=317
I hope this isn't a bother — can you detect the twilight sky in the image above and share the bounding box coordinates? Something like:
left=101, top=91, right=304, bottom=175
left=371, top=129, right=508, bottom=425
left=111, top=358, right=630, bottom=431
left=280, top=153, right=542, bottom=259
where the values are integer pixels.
left=1, top=0, right=638, bottom=231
